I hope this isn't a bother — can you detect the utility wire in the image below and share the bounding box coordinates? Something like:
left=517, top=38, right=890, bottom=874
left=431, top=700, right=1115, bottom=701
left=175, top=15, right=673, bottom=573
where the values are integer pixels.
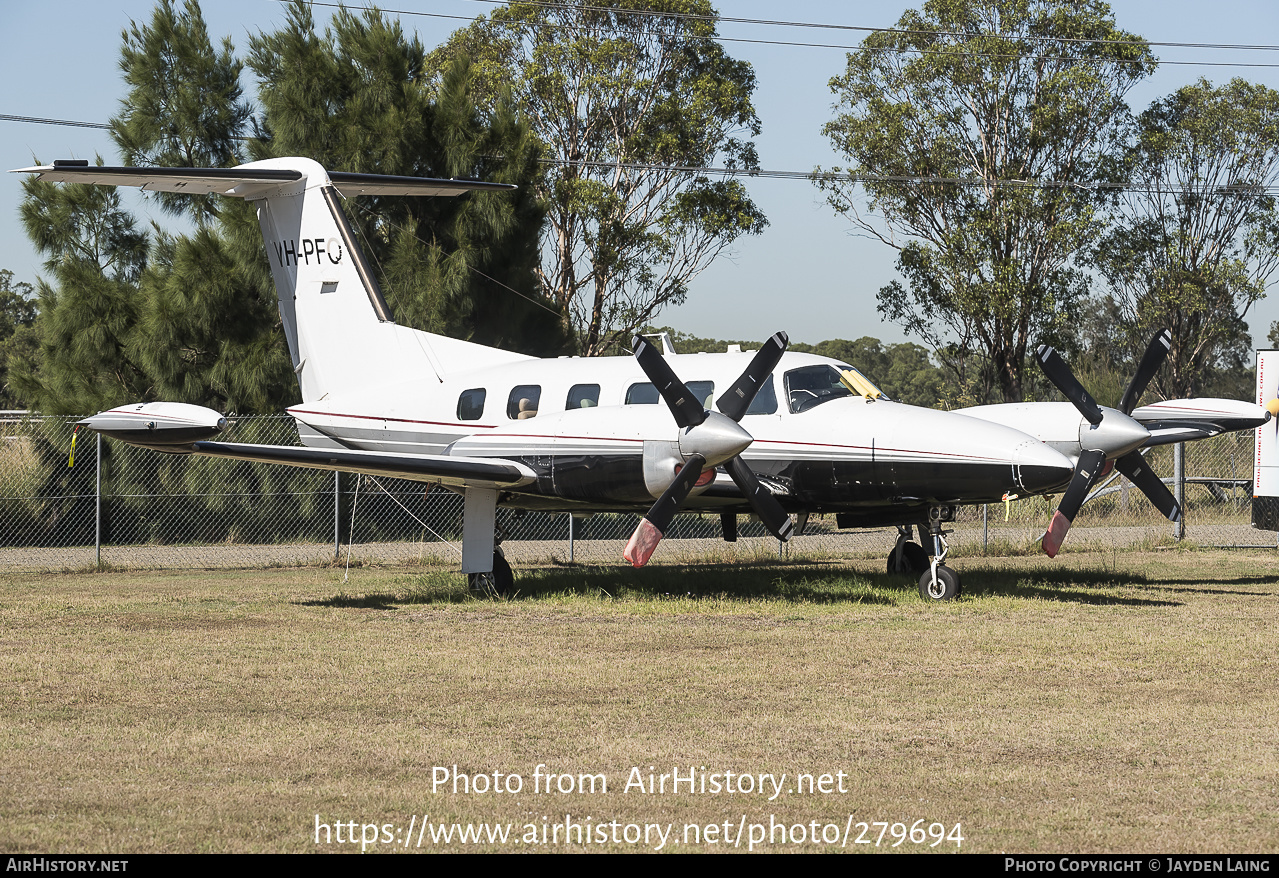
left=294, top=0, right=1279, bottom=69
left=453, top=0, right=1279, bottom=54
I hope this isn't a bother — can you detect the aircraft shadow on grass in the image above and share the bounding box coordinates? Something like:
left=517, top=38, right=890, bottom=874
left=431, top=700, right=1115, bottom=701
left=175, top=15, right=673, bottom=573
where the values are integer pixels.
left=954, top=566, right=1181, bottom=606
left=299, top=562, right=1191, bottom=609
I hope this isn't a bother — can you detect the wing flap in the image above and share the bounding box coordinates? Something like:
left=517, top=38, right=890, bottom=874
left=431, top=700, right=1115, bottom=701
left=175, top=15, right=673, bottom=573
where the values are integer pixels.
left=192, top=441, right=535, bottom=490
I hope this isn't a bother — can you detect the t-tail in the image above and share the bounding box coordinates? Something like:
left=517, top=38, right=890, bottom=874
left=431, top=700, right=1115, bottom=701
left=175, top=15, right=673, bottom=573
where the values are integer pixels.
left=13, top=158, right=528, bottom=402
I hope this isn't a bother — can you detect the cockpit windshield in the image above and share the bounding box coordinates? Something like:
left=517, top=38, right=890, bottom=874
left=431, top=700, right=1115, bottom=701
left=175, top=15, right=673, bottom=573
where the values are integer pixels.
left=784, top=364, right=854, bottom=413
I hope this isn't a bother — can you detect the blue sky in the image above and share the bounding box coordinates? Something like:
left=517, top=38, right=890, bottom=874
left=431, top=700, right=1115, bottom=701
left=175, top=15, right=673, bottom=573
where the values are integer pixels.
left=3, top=0, right=1279, bottom=348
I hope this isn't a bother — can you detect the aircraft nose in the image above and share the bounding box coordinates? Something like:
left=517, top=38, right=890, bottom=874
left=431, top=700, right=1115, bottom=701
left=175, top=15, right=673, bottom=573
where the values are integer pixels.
left=1012, top=439, right=1075, bottom=494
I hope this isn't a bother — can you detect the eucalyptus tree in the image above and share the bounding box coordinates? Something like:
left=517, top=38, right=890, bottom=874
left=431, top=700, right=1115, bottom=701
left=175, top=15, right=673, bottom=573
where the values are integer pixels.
left=1093, top=78, right=1279, bottom=399
left=817, top=0, right=1155, bottom=403
left=433, top=0, right=767, bottom=355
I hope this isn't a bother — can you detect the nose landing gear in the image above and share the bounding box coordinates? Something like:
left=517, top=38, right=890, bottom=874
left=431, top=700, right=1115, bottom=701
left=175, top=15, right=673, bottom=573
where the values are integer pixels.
left=918, top=507, right=962, bottom=601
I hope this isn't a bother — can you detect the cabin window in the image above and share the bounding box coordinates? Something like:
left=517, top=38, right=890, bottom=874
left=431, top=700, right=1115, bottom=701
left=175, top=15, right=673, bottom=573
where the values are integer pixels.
left=567, top=384, right=600, bottom=409
left=626, top=382, right=660, bottom=405
left=745, top=376, right=779, bottom=415
left=457, top=388, right=486, bottom=421
left=508, top=385, right=542, bottom=419
left=626, top=381, right=714, bottom=409
left=784, top=365, right=852, bottom=413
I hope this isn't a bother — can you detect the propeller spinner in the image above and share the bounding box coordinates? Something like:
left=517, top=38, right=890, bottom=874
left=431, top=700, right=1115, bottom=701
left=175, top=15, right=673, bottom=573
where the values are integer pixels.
left=623, top=332, right=795, bottom=567
left=1037, top=328, right=1181, bottom=557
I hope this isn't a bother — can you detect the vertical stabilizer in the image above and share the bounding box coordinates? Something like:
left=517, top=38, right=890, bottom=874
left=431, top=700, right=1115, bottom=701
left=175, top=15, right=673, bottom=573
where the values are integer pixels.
left=244, top=158, right=407, bottom=401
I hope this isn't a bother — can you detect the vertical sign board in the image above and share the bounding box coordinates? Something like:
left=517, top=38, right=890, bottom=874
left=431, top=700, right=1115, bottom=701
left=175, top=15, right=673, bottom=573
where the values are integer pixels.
left=1253, top=350, right=1279, bottom=530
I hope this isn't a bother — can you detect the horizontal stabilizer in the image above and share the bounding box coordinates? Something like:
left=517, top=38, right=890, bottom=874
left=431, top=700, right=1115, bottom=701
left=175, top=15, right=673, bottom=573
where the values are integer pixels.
left=12, top=162, right=514, bottom=198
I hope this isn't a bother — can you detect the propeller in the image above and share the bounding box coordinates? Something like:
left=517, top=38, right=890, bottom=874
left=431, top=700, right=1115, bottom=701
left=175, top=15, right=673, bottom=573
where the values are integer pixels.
left=1037, top=328, right=1181, bottom=557
left=623, top=332, right=794, bottom=567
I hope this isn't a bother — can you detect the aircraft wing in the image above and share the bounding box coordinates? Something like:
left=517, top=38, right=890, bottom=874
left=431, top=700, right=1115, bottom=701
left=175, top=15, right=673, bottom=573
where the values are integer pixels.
left=76, top=403, right=536, bottom=490
left=190, top=442, right=537, bottom=490
left=1128, top=398, right=1270, bottom=446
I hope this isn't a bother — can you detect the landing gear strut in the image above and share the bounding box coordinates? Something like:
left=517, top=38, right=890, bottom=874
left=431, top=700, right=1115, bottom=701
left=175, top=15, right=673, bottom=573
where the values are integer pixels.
left=918, top=507, right=962, bottom=601
left=887, top=525, right=929, bottom=575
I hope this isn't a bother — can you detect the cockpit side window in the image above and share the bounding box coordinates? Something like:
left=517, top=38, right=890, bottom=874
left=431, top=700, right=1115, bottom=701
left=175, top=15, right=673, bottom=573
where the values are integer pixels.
left=784, top=365, right=853, bottom=413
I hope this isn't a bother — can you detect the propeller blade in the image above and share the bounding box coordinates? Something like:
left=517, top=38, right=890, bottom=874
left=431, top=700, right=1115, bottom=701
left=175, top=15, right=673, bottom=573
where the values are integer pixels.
left=724, top=456, right=794, bottom=542
left=623, top=454, right=706, bottom=568
left=715, top=331, right=789, bottom=422
left=632, top=336, right=707, bottom=429
left=1036, top=345, right=1103, bottom=426
left=1114, top=450, right=1182, bottom=522
left=1041, top=448, right=1107, bottom=558
left=1118, top=328, right=1172, bottom=415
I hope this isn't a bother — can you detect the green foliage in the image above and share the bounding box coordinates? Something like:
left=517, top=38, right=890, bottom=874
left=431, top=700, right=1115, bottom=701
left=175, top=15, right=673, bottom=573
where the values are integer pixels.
left=15, top=165, right=151, bottom=414
left=809, top=337, right=954, bottom=408
left=110, top=0, right=251, bottom=222
left=1092, top=78, right=1279, bottom=398
left=134, top=204, right=296, bottom=413
left=817, top=0, right=1155, bottom=403
left=432, top=0, right=767, bottom=355
left=0, top=270, right=38, bottom=409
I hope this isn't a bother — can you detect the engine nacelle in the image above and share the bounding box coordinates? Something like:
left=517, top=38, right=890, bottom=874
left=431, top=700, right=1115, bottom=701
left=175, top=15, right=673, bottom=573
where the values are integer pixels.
left=78, top=402, right=228, bottom=450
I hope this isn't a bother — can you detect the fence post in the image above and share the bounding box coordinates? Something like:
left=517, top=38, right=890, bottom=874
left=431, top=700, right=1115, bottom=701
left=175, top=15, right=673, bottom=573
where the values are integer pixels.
left=982, top=503, right=988, bottom=553
left=568, top=513, right=575, bottom=563
left=95, top=432, right=102, bottom=567
left=1173, top=442, right=1186, bottom=542
left=333, top=471, right=353, bottom=559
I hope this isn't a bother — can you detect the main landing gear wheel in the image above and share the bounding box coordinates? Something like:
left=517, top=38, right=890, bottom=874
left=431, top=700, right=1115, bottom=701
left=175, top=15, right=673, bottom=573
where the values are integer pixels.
left=887, top=541, right=929, bottom=575
left=468, top=551, right=514, bottom=597
left=918, top=566, right=961, bottom=601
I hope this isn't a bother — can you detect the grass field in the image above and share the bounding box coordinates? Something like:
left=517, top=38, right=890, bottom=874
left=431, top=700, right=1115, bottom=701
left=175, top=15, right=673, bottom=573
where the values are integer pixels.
left=2, top=545, right=1278, bottom=853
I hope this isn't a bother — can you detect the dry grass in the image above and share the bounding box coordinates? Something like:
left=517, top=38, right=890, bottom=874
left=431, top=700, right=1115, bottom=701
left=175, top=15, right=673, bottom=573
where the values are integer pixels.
left=2, top=547, right=1278, bottom=853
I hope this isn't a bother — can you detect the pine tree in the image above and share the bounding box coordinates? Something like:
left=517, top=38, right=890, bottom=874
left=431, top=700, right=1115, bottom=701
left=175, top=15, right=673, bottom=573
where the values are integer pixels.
left=14, top=166, right=150, bottom=414
left=0, top=270, right=38, bottom=409
left=110, top=0, right=251, bottom=222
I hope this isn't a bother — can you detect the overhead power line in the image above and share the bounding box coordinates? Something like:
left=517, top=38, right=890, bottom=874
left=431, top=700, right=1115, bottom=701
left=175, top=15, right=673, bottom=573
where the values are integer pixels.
left=0, top=114, right=109, bottom=130
left=293, top=1, right=1279, bottom=69
left=455, top=0, right=1279, bottom=54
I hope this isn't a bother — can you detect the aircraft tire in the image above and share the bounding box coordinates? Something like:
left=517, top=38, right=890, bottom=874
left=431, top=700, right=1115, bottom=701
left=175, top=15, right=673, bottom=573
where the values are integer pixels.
left=468, top=552, right=514, bottom=597
left=887, top=541, right=930, bottom=575
left=492, top=551, right=514, bottom=596
left=918, top=565, right=961, bottom=601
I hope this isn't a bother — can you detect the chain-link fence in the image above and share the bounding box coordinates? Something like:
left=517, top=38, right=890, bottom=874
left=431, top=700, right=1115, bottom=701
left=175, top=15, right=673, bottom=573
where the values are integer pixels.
left=0, top=413, right=1271, bottom=571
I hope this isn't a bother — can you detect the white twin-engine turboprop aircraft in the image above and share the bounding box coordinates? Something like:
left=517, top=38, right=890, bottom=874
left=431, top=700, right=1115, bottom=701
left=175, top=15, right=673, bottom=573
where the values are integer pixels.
left=17, top=158, right=1268, bottom=600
